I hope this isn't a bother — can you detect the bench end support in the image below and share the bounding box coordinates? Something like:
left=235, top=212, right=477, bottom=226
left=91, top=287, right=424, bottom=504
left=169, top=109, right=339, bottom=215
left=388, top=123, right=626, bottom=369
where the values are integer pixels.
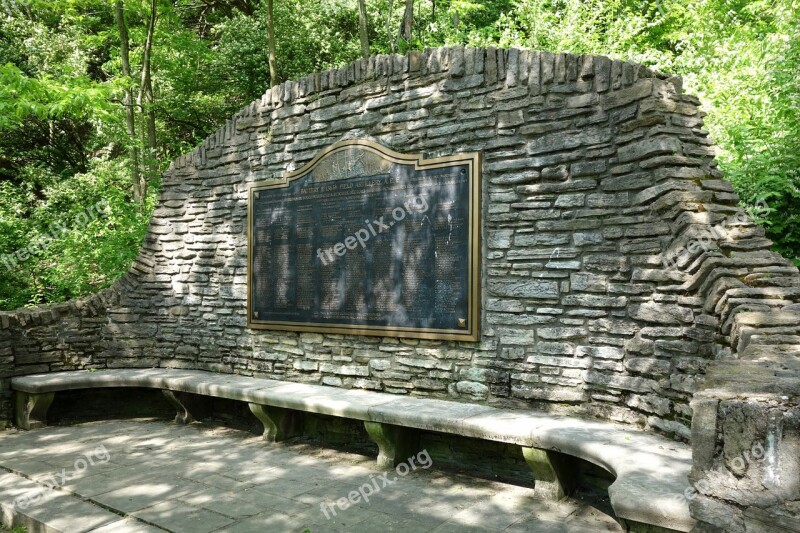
left=15, top=391, right=55, bottom=430
left=248, top=403, right=301, bottom=442
left=522, top=446, right=578, bottom=500
left=364, top=421, right=420, bottom=469
left=162, top=390, right=211, bottom=424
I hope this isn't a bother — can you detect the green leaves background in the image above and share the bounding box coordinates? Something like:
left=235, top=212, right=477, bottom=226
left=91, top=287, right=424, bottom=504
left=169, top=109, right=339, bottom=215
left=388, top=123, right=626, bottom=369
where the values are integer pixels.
left=0, top=0, right=797, bottom=310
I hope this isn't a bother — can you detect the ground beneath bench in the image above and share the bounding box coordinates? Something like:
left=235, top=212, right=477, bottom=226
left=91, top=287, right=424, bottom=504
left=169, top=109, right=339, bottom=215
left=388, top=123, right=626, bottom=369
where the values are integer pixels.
left=0, top=420, right=622, bottom=532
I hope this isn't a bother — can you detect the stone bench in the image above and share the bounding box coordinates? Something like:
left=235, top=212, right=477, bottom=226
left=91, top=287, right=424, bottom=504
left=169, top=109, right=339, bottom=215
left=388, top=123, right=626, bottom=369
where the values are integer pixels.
left=11, top=369, right=694, bottom=532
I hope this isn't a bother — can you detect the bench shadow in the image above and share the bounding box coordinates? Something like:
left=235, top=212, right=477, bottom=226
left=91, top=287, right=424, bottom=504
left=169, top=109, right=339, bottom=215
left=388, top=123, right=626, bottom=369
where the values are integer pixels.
left=0, top=407, right=625, bottom=532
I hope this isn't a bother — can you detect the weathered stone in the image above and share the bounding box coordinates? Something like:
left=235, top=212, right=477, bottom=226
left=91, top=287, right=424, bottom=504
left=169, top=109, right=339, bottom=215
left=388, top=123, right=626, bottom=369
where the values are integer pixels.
left=538, top=327, right=587, bottom=340
left=5, top=49, right=800, bottom=533
left=527, top=355, right=590, bottom=369
left=489, top=280, right=560, bottom=299
left=573, top=232, right=604, bottom=246
left=571, top=160, right=607, bottom=177
left=562, top=294, right=626, bottom=308
left=624, top=357, right=671, bottom=375
left=626, top=394, right=671, bottom=417
left=498, top=110, right=525, bottom=128
left=522, top=447, right=578, bottom=500
left=577, top=346, right=625, bottom=360
left=541, top=165, right=569, bottom=181
left=630, top=303, right=694, bottom=324
left=570, top=272, right=608, bottom=292
left=601, top=79, right=653, bottom=108
left=535, top=341, right=575, bottom=355
left=617, top=136, right=682, bottom=163
left=554, top=193, right=585, bottom=207
left=514, top=233, right=570, bottom=246
left=587, top=192, right=628, bottom=207
left=455, top=381, right=490, bottom=399
left=488, top=229, right=514, bottom=249
left=586, top=371, right=657, bottom=393
left=495, top=328, right=536, bottom=345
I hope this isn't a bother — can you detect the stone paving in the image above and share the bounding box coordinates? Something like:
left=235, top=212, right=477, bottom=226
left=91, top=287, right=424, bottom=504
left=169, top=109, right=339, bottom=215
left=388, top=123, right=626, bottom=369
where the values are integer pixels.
left=0, top=419, right=623, bottom=532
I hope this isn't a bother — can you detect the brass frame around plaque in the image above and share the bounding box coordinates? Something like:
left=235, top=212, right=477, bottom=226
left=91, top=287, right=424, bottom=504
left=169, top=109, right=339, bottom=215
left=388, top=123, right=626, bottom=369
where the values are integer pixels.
left=247, top=139, right=481, bottom=341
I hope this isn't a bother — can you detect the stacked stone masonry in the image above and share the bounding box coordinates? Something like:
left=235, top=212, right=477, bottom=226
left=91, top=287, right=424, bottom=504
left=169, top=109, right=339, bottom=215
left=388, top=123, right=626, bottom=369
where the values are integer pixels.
left=2, top=47, right=798, bottom=433
left=1, top=46, right=800, bottom=530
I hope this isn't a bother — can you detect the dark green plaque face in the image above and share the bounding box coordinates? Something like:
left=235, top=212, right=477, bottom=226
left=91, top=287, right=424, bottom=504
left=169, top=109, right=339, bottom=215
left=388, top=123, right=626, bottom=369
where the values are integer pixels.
left=247, top=140, right=481, bottom=341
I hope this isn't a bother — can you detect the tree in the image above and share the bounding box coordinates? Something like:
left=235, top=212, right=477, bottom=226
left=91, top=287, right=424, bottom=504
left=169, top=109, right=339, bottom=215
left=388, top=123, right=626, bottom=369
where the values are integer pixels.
left=386, top=0, right=396, bottom=52
left=401, top=0, right=413, bottom=42
left=114, top=0, right=143, bottom=203
left=266, top=0, right=278, bottom=87
left=358, top=0, right=370, bottom=58
left=137, top=0, right=158, bottom=188
left=1, top=0, right=798, bottom=311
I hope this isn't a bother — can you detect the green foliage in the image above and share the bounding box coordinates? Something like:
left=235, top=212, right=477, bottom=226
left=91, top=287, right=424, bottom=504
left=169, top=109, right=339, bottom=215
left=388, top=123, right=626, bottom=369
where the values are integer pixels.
left=0, top=159, right=155, bottom=309
left=0, top=526, right=28, bottom=533
left=0, top=0, right=798, bottom=311
left=0, top=63, right=114, bottom=130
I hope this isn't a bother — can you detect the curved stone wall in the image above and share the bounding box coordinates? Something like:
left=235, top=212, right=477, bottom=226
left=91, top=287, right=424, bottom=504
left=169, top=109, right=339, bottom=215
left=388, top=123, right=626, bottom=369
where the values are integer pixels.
left=2, top=47, right=799, bottom=448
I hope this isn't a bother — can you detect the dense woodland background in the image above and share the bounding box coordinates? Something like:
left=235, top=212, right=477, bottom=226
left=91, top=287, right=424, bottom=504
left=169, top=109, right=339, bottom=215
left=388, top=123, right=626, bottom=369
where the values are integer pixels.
left=0, top=0, right=797, bottom=310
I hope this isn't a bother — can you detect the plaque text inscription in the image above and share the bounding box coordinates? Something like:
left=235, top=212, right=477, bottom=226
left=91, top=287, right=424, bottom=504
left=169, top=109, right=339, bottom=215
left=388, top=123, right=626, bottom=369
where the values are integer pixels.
left=248, top=140, right=480, bottom=341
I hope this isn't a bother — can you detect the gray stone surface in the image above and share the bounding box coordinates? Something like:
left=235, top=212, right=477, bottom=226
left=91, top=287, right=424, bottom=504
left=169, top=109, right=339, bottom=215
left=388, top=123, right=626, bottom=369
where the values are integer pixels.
left=0, top=419, right=624, bottom=532
left=0, top=472, right=121, bottom=532
left=1, top=45, right=799, bottom=532
left=4, top=47, right=797, bottom=447
left=9, top=368, right=696, bottom=530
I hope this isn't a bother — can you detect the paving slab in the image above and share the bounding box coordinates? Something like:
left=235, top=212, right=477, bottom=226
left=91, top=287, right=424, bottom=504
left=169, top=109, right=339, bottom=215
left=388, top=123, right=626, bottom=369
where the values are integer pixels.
left=88, top=517, right=166, bottom=533
left=0, top=419, right=624, bottom=532
left=0, top=471, right=121, bottom=533
left=132, top=500, right=235, bottom=532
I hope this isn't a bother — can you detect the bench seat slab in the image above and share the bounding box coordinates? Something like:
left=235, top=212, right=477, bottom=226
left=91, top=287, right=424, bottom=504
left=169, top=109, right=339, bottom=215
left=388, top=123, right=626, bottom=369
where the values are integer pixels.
left=10, top=370, right=695, bottom=531
left=248, top=403, right=302, bottom=442
left=14, top=391, right=54, bottom=430
left=522, top=446, right=578, bottom=501
left=364, top=421, right=420, bottom=469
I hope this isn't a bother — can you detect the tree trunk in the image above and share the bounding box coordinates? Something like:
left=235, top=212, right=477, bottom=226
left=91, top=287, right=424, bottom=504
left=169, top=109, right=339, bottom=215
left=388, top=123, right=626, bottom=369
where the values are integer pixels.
left=267, top=0, right=278, bottom=87
left=401, top=0, right=413, bottom=41
left=386, top=0, right=395, bottom=52
left=136, top=0, right=158, bottom=192
left=358, top=0, right=370, bottom=59
left=113, top=1, right=143, bottom=203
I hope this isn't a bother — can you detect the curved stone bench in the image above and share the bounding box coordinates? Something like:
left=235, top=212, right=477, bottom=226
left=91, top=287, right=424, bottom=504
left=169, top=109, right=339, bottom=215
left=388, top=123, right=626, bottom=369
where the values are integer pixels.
left=11, top=369, right=694, bottom=532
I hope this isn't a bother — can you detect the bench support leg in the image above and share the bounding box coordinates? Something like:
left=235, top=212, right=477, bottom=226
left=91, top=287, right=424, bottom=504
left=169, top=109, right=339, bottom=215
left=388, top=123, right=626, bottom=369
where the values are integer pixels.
left=364, top=422, right=420, bottom=469
left=15, top=391, right=55, bottom=430
left=248, top=403, right=301, bottom=442
left=162, top=390, right=211, bottom=424
left=522, top=447, right=578, bottom=500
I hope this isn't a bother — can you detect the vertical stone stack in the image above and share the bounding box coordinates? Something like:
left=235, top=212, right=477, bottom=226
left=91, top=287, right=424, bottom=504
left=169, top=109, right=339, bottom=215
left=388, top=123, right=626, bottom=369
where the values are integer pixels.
left=688, top=305, right=800, bottom=531
left=0, top=47, right=797, bottom=477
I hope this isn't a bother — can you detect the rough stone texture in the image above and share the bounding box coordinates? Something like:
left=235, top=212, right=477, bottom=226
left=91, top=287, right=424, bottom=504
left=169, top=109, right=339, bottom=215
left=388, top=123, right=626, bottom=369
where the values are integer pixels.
left=688, top=315, right=800, bottom=532
left=1, top=46, right=799, bottom=529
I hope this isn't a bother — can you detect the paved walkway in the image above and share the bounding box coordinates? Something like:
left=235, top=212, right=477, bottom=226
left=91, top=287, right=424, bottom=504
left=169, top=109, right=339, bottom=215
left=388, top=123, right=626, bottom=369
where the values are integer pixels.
left=0, top=419, right=623, bottom=532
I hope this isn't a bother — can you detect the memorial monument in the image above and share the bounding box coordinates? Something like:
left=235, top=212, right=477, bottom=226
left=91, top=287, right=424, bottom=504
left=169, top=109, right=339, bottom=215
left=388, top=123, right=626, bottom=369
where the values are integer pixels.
left=2, top=47, right=799, bottom=531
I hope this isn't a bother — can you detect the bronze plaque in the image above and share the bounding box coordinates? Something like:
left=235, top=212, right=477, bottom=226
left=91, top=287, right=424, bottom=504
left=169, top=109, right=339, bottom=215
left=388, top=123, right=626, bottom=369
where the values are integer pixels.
left=247, top=140, right=481, bottom=341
